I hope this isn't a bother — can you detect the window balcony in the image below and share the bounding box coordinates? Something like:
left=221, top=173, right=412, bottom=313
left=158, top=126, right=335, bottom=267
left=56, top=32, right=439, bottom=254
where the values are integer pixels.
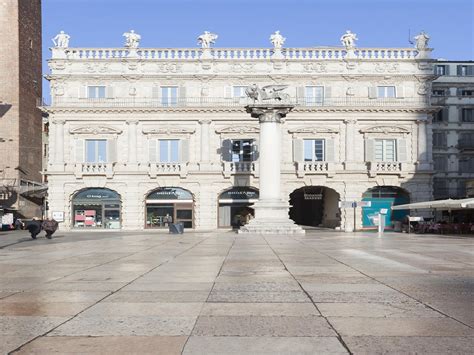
left=295, top=162, right=335, bottom=177
left=222, top=161, right=258, bottom=178
left=75, top=162, right=114, bottom=178
left=368, top=161, right=404, bottom=177
left=148, top=162, right=188, bottom=178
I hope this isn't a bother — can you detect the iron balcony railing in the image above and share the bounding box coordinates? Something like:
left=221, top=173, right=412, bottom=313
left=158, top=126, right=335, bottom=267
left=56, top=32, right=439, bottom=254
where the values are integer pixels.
left=39, top=96, right=430, bottom=109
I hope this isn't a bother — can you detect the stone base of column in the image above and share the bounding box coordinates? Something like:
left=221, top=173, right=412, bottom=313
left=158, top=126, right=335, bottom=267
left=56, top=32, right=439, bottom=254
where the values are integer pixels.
left=238, top=200, right=305, bottom=235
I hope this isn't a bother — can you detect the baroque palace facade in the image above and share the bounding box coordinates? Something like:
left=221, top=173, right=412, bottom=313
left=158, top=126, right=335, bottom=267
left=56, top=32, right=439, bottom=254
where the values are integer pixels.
left=43, top=30, right=437, bottom=231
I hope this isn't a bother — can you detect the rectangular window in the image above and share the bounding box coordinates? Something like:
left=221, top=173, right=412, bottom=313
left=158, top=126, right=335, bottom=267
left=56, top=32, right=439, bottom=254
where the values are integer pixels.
left=433, top=156, right=447, bottom=171
left=161, top=86, right=178, bottom=106
left=433, top=132, right=447, bottom=148
left=231, top=139, right=254, bottom=162
left=460, top=89, right=474, bottom=97
left=85, top=140, right=107, bottom=163
left=432, top=89, right=446, bottom=97
left=305, top=86, right=324, bottom=105
left=459, top=157, right=474, bottom=173
left=435, top=65, right=446, bottom=75
left=377, top=86, right=396, bottom=98
left=304, top=139, right=325, bottom=161
left=457, top=65, right=474, bottom=76
left=232, top=86, right=248, bottom=98
left=461, top=108, right=474, bottom=122
left=374, top=139, right=396, bottom=161
left=434, top=109, right=445, bottom=123
left=88, top=86, right=106, bottom=99
left=159, top=139, right=179, bottom=162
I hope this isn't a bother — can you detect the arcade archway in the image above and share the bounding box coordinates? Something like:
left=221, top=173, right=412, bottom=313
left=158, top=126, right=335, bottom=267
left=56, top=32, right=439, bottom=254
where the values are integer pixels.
left=289, top=186, right=341, bottom=228
left=218, top=187, right=258, bottom=228
left=72, top=188, right=121, bottom=229
left=361, top=186, right=410, bottom=228
left=145, top=187, right=194, bottom=229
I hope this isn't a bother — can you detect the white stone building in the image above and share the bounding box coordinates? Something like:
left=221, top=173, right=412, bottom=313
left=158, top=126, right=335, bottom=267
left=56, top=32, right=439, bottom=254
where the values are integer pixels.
left=42, top=31, right=437, bottom=231
left=431, top=61, right=474, bottom=200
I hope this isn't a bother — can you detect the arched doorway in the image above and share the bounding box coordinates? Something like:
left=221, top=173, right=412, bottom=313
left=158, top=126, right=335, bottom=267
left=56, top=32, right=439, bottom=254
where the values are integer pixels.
left=362, top=186, right=410, bottom=228
left=72, top=188, right=121, bottom=229
left=289, top=186, right=341, bottom=228
left=145, top=187, right=194, bottom=229
left=218, top=187, right=259, bottom=228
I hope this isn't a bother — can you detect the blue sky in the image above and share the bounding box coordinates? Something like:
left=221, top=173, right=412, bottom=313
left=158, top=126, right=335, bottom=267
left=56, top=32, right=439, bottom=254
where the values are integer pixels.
left=42, top=0, right=473, bottom=94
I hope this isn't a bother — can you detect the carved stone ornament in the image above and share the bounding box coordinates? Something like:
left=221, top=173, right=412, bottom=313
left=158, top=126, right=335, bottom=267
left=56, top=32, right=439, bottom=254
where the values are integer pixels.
left=417, top=82, right=431, bottom=95
left=230, top=62, right=256, bottom=73
left=245, top=105, right=294, bottom=123
left=302, top=62, right=327, bottom=73
left=49, top=61, right=68, bottom=71
left=288, top=127, right=339, bottom=134
left=142, top=127, right=195, bottom=135
left=70, top=126, right=123, bottom=135
left=84, top=62, right=110, bottom=73
left=157, top=62, right=183, bottom=73
left=216, top=126, right=260, bottom=134
left=374, top=62, right=399, bottom=73
left=360, top=126, right=410, bottom=134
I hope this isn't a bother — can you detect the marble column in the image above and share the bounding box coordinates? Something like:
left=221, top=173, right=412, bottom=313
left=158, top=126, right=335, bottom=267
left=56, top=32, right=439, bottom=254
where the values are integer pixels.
left=239, top=104, right=304, bottom=235
left=127, top=120, right=138, bottom=164
left=54, top=120, right=65, bottom=164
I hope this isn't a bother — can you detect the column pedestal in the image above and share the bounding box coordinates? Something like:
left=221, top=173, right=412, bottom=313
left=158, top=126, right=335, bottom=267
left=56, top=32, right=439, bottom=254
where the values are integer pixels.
left=239, top=104, right=304, bottom=235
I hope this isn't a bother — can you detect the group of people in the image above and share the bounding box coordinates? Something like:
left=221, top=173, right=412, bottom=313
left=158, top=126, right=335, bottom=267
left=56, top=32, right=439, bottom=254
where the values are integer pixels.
left=24, top=217, right=59, bottom=240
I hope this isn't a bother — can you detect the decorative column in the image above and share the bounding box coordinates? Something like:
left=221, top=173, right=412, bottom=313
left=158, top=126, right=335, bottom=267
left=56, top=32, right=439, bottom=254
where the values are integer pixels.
left=127, top=120, right=138, bottom=165
left=54, top=120, right=65, bottom=164
left=199, top=120, right=211, bottom=163
left=239, top=104, right=304, bottom=235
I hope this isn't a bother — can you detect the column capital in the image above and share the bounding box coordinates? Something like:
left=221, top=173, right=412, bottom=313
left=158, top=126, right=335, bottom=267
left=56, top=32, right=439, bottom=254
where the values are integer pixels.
left=343, top=119, right=357, bottom=125
left=55, top=119, right=65, bottom=125
left=126, top=119, right=139, bottom=125
left=199, top=119, right=212, bottom=125
left=416, top=118, right=428, bottom=124
left=245, top=104, right=294, bottom=123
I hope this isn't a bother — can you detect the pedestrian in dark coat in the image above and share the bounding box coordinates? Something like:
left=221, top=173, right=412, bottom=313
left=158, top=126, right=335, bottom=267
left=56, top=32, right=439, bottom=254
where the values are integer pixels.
left=26, top=217, right=42, bottom=239
left=42, top=218, right=59, bottom=239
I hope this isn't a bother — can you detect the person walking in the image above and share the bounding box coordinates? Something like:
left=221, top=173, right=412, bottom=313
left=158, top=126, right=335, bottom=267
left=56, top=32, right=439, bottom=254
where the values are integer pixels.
left=26, top=217, right=42, bottom=239
left=42, top=218, right=59, bottom=239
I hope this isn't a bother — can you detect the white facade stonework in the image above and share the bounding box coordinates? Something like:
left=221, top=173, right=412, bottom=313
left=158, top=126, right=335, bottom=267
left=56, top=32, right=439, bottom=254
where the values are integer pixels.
left=43, top=38, right=437, bottom=231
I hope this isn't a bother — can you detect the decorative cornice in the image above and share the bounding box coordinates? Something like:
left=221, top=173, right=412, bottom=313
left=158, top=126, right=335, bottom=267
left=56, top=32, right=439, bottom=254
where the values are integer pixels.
left=359, top=125, right=410, bottom=134
left=288, top=127, right=339, bottom=134
left=142, top=127, right=195, bottom=135
left=69, top=126, right=123, bottom=135
left=215, top=125, right=259, bottom=134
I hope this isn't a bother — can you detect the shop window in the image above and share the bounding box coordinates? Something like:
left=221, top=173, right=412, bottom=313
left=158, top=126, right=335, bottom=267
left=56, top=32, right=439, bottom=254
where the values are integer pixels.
left=145, top=187, right=194, bottom=229
left=72, top=188, right=121, bottom=229
left=218, top=187, right=259, bottom=228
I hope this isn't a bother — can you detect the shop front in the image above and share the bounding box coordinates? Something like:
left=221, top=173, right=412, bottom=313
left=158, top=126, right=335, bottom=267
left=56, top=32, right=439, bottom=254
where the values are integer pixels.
left=218, top=187, right=259, bottom=228
left=72, top=188, right=121, bottom=229
left=145, top=187, right=194, bottom=229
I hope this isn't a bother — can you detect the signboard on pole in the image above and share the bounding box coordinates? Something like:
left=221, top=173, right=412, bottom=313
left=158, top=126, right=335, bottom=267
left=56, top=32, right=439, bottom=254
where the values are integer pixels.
left=52, top=211, right=64, bottom=222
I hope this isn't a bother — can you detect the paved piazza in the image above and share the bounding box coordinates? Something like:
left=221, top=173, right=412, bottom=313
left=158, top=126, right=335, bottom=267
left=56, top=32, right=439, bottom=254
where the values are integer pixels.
left=0, top=230, right=472, bottom=354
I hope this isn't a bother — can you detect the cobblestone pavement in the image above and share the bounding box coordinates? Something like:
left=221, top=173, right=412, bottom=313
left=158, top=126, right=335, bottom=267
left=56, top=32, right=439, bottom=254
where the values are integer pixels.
left=0, top=229, right=473, bottom=354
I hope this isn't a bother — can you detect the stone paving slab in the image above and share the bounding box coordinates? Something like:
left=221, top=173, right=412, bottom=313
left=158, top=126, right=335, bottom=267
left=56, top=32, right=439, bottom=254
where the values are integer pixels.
left=200, top=302, right=320, bottom=316
left=183, top=336, right=348, bottom=354
left=0, top=302, right=91, bottom=317
left=208, top=290, right=311, bottom=303
left=14, top=335, right=187, bottom=354
left=104, top=290, right=211, bottom=303
left=192, top=315, right=336, bottom=337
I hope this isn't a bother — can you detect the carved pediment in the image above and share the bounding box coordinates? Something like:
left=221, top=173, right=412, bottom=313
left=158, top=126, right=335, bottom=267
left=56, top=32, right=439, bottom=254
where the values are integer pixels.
left=288, top=127, right=339, bottom=134
left=70, top=126, right=122, bottom=135
left=216, top=126, right=259, bottom=134
left=360, top=126, right=410, bottom=134
left=142, top=127, right=195, bottom=135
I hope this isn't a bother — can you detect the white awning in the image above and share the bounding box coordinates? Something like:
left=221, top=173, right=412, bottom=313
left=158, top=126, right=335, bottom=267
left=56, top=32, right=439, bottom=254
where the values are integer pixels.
left=392, top=198, right=474, bottom=211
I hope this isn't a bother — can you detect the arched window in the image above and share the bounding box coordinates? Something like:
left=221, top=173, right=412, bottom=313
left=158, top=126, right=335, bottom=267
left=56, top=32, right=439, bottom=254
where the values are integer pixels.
left=72, top=188, right=121, bottom=229
left=145, top=187, right=194, bottom=229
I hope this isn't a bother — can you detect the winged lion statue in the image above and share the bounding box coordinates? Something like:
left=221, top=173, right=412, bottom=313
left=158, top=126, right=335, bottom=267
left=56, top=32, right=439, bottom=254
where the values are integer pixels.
left=245, top=84, right=290, bottom=103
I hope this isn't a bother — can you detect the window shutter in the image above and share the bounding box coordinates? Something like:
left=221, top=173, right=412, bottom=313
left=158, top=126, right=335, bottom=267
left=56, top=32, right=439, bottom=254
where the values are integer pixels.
left=368, top=87, right=377, bottom=99
left=397, top=139, right=407, bottom=162
left=179, top=139, right=189, bottom=162
left=221, top=139, right=232, bottom=162
left=325, top=138, right=335, bottom=162
left=107, top=139, right=117, bottom=162
left=224, top=86, right=232, bottom=99
left=152, top=86, right=160, bottom=99
left=75, top=138, right=84, bottom=162
left=365, top=139, right=375, bottom=161
left=467, top=66, right=474, bottom=76
left=179, top=86, right=186, bottom=105
left=79, top=86, right=87, bottom=99
left=324, top=86, right=332, bottom=98
left=148, top=139, right=157, bottom=163
left=251, top=140, right=259, bottom=161
left=442, top=107, right=449, bottom=122
left=106, top=86, right=114, bottom=99
left=445, top=65, right=450, bottom=76
left=293, top=138, right=304, bottom=162
left=297, top=86, right=305, bottom=100
left=395, top=86, right=405, bottom=98
left=457, top=65, right=462, bottom=76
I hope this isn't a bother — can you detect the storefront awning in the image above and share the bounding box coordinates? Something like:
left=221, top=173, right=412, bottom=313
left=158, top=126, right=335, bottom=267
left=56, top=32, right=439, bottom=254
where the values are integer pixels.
left=392, top=198, right=474, bottom=211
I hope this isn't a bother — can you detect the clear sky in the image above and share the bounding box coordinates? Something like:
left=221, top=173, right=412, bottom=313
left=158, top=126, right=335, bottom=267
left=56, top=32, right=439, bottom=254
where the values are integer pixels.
left=42, top=0, right=473, bottom=94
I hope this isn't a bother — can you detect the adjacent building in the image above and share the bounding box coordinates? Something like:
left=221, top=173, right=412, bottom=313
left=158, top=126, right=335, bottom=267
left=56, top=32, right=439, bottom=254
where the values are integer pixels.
left=431, top=61, right=474, bottom=200
left=42, top=31, right=437, bottom=231
left=0, top=0, right=45, bottom=218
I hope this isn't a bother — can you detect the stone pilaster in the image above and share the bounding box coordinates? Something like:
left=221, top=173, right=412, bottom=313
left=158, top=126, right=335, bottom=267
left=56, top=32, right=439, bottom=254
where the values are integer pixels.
left=126, top=120, right=138, bottom=165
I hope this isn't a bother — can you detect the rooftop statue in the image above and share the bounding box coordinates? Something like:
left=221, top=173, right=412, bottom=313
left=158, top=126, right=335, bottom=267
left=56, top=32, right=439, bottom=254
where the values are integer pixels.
left=198, top=31, right=218, bottom=48
left=340, top=30, right=358, bottom=50
left=123, top=30, right=141, bottom=49
left=270, top=30, right=286, bottom=49
left=414, top=31, right=430, bottom=50
left=245, top=84, right=290, bottom=103
left=52, top=30, right=70, bottom=48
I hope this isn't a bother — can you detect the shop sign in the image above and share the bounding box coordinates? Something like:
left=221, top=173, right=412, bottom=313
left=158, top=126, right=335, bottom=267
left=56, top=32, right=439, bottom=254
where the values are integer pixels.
left=220, top=188, right=259, bottom=200
left=148, top=188, right=193, bottom=200
left=304, top=193, right=322, bottom=200
left=74, top=189, right=120, bottom=200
